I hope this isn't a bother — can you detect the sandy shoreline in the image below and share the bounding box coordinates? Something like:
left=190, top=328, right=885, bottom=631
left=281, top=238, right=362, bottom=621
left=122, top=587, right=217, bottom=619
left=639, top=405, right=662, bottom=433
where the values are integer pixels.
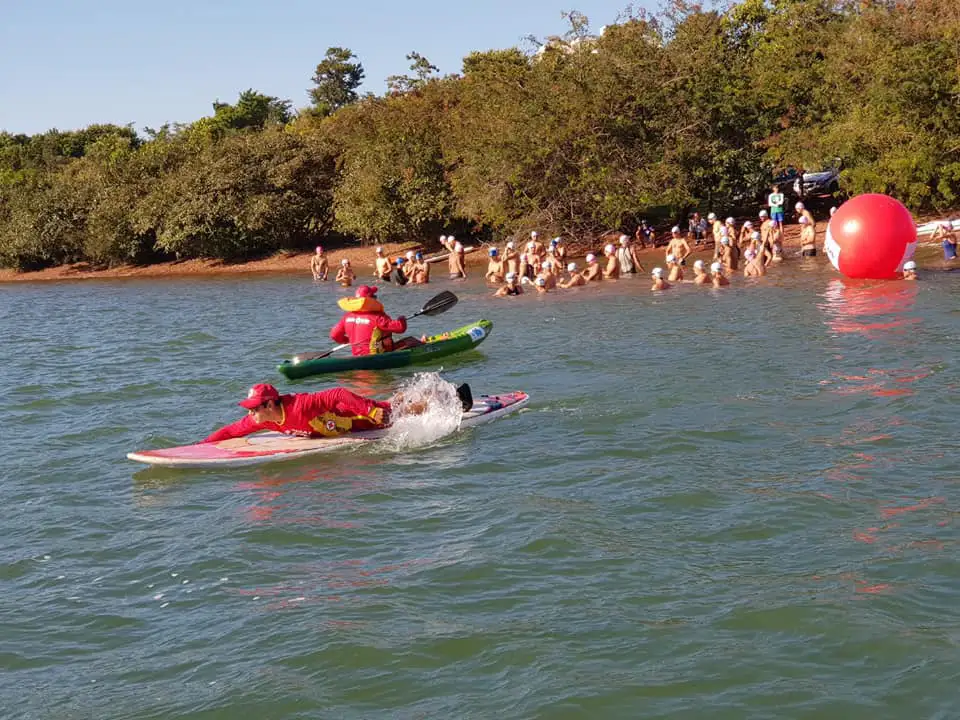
left=0, top=218, right=950, bottom=284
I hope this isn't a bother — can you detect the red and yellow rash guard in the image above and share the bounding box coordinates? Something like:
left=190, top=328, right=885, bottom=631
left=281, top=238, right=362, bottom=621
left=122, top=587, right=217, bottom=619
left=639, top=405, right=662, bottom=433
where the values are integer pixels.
left=204, top=388, right=391, bottom=443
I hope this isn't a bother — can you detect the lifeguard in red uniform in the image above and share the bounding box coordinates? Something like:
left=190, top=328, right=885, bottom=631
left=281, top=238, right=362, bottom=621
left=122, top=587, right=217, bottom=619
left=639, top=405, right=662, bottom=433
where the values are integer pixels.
left=329, top=285, right=408, bottom=356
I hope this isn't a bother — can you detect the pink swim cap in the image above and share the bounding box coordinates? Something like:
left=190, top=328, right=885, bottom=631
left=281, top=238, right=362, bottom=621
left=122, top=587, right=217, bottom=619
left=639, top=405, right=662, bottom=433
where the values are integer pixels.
left=315, top=246, right=323, bottom=254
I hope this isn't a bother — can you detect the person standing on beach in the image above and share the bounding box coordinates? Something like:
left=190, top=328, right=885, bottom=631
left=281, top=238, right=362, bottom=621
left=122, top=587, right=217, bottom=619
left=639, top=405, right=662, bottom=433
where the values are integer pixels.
left=374, top=247, right=392, bottom=282
left=799, top=215, right=817, bottom=257
left=932, top=221, right=957, bottom=261
left=768, top=185, right=785, bottom=231
left=665, top=227, right=691, bottom=265
left=311, top=246, right=328, bottom=281
left=634, top=224, right=648, bottom=249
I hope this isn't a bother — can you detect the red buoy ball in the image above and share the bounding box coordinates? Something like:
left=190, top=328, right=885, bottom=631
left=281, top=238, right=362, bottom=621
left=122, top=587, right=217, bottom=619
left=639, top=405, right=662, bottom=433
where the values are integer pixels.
left=824, top=194, right=917, bottom=279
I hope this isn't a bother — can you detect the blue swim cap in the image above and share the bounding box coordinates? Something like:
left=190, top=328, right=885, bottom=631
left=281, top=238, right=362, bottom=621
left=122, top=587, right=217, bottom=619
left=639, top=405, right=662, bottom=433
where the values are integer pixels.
left=396, top=257, right=405, bottom=265
left=415, top=252, right=423, bottom=259
left=489, top=248, right=498, bottom=256
left=551, top=237, right=560, bottom=245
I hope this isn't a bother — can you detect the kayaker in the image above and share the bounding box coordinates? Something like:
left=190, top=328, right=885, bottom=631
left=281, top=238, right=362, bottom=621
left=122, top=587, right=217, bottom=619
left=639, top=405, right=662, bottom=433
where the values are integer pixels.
left=205, top=382, right=475, bottom=442
left=374, top=247, right=392, bottom=281
left=310, top=246, right=328, bottom=281
left=329, top=285, right=408, bottom=355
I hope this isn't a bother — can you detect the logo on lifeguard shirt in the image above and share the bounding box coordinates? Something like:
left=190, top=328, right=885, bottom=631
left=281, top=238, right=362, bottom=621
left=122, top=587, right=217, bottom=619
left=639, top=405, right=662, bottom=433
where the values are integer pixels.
left=325, top=420, right=336, bottom=433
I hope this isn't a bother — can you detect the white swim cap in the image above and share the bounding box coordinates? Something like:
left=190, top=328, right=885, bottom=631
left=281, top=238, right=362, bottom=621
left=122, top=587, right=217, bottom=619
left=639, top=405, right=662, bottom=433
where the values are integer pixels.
left=672, top=226, right=680, bottom=233
left=799, top=215, right=808, bottom=224
left=751, top=231, right=760, bottom=240
left=543, top=259, right=553, bottom=268
left=375, top=246, right=383, bottom=253
left=507, top=241, right=515, bottom=249
left=744, top=220, right=753, bottom=228
left=604, top=243, right=615, bottom=254
left=531, top=230, right=538, bottom=237
left=904, top=260, right=917, bottom=271
left=567, top=262, right=576, bottom=272
left=726, top=217, right=734, bottom=224
left=652, top=267, right=663, bottom=277
left=710, top=261, right=722, bottom=273
left=694, top=259, right=704, bottom=270
left=666, top=254, right=676, bottom=263
left=520, top=276, right=530, bottom=285
left=586, top=253, right=596, bottom=262
left=721, top=237, right=730, bottom=245
left=406, top=251, right=415, bottom=259
left=341, top=258, right=349, bottom=265
left=448, top=235, right=456, bottom=242
left=745, top=248, right=757, bottom=260
left=619, top=234, right=629, bottom=244
left=759, top=210, right=768, bottom=217
left=506, top=271, right=517, bottom=280
left=795, top=202, right=804, bottom=210
left=830, top=206, right=838, bottom=216
left=708, top=212, right=717, bottom=221
left=439, top=235, right=447, bottom=242
left=535, top=276, right=546, bottom=286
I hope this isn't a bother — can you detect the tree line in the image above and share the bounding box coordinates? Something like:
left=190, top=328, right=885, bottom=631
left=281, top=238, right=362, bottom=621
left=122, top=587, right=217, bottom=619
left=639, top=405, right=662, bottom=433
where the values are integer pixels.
left=1, top=0, right=958, bottom=271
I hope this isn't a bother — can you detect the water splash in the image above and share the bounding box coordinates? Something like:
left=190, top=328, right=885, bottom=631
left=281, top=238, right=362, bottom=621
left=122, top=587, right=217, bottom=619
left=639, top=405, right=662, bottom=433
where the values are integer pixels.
left=381, top=372, right=462, bottom=451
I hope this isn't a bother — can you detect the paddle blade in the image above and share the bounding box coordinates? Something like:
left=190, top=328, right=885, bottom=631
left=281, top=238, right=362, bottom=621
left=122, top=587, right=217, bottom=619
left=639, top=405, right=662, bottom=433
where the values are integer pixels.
left=416, top=290, right=458, bottom=317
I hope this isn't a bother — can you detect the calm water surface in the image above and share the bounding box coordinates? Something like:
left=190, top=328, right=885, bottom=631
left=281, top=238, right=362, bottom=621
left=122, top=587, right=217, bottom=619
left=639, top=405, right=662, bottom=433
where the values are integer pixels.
left=2, top=260, right=959, bottom=719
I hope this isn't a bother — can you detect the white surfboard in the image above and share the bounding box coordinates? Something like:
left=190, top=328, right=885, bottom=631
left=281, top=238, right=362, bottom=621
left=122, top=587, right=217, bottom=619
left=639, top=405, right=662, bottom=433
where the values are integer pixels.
left=128, top=392, right=528, bottom=468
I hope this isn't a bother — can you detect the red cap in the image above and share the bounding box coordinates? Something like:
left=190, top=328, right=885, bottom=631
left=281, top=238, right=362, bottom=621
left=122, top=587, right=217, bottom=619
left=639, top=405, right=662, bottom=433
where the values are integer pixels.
left=355, top=285, right=378, bottom=298
left=239, top=383, right=280, bottom=409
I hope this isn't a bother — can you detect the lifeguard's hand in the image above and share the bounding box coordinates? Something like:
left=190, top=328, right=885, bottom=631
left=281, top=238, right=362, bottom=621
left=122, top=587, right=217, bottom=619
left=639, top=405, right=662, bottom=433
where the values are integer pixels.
left=397, top=315, right=407, bottom=323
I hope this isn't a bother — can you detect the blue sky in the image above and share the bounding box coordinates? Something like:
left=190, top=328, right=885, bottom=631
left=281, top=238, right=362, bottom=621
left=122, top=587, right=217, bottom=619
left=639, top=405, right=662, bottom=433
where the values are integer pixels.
left=0, top=0, right=650, bottom=135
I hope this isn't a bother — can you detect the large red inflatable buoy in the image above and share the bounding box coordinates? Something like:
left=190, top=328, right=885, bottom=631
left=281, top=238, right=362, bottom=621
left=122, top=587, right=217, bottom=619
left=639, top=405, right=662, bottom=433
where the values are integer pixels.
left=824, top=194, right=916, bottom=279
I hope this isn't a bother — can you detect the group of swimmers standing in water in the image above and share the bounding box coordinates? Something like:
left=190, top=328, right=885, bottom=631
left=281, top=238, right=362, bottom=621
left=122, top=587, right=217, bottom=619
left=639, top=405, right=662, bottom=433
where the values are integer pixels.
left=311, top=190, right=943, bottom=290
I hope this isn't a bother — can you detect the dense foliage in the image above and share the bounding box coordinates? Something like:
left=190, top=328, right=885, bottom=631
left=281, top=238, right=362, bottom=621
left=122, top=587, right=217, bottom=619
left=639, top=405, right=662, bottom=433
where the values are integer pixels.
left=2, top=0, right=958, bottom=270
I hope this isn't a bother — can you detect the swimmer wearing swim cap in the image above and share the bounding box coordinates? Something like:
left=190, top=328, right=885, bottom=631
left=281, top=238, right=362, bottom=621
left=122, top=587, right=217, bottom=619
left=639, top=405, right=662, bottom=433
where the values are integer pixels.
left=692, top=259, right=709, bottom=285
left=583, top=252, right=602, bottom=283
left=651, top=266, right=671, bottom=291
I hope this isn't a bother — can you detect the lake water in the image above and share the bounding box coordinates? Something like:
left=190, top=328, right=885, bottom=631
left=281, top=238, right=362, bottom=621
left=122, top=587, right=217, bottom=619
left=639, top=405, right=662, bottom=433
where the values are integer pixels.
left=2, top=260, right=959, bottom=719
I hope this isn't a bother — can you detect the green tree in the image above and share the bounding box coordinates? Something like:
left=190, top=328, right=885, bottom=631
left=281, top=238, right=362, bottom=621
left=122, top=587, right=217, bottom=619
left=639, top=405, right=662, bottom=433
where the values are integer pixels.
left=309, top=47, right=365, bottom=117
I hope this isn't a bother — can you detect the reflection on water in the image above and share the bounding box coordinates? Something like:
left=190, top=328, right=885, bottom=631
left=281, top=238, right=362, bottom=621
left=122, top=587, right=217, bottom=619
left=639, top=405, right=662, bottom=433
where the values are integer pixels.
left=819, top=278, right=920, bottom=337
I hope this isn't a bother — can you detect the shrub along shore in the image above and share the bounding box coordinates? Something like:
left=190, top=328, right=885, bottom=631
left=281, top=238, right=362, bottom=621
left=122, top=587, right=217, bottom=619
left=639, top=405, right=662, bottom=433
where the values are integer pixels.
left=2, top=1, right=958, bottom=275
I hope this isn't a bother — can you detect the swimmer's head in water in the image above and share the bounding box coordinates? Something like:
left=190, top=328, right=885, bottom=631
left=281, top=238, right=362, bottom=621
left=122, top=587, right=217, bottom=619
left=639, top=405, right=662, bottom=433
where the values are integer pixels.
left=567, top=262, right=577, bottom=272
left=711, top=261, right=722, bottom=274
left=652, top=267, right=663, bottom=277
left=694, top=260, right=705, bottom=270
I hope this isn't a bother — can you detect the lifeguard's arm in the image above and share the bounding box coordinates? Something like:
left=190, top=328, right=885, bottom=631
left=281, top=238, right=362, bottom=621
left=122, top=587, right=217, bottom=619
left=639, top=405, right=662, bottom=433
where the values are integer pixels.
left=330, top=316, right=349, bottom=343
left=376, top=314, right=407, bottom=334
left=204, top=415, right=262, bottom=443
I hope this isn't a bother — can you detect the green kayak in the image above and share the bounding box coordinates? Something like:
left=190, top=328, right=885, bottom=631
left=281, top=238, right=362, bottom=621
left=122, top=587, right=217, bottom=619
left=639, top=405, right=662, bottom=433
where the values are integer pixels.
left=278, top=319, right=493, bottom=379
